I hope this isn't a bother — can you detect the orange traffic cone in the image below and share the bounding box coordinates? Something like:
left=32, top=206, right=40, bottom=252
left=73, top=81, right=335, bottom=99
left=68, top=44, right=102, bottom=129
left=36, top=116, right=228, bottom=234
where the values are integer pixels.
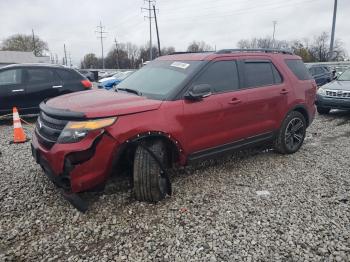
left=12, top=107, right=27, bottom=143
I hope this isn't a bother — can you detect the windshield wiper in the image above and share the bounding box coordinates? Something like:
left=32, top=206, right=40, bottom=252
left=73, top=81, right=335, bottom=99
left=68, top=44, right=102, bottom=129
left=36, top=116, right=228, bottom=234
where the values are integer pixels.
left=116, top=87, right=142, bottom=96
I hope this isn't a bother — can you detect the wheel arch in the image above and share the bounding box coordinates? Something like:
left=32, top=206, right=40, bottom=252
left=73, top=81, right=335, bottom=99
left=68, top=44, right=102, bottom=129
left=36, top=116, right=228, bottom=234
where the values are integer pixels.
left=113, top=131, right=184, bottom=173
left=287, top=104, right=310, bottom=127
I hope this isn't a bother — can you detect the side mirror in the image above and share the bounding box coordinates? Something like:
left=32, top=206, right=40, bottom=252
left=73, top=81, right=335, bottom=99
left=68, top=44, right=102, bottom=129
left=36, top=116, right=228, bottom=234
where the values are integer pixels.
left=185, top=84, right=212, bottom=101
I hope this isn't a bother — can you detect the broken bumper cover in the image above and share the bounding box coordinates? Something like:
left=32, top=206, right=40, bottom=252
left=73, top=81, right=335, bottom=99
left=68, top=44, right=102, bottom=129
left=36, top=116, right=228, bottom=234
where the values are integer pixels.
left=31, top=129, right=119, bottom=194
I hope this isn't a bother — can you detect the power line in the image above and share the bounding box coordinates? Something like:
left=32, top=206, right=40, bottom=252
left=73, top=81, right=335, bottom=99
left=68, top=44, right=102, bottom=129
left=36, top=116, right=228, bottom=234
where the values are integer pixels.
left=31, top=29, right=36, bottom=56
left=114, top=37, right=120, bottom=69
left=153, top=5, right=161, bottom=56
left=95, top=21, right=107, bottom=69
left=63, top=44, right=68, bottom=66
left=142, top=0, right=156, bottom=60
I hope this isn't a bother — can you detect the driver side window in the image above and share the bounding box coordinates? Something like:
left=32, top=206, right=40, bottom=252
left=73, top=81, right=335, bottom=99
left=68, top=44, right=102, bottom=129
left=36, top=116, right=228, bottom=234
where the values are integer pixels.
left=192, top=61, right=239, bottom=93
left=0, top=69, right=22, bottom=86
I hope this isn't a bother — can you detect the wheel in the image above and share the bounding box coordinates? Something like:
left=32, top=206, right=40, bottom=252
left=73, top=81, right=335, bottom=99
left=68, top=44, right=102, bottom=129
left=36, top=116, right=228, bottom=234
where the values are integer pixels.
left=317, top=107, right=331, bottom=115
left=274, top=111, right=306, bottom=154
left=133, top=140, right=170, bottom=202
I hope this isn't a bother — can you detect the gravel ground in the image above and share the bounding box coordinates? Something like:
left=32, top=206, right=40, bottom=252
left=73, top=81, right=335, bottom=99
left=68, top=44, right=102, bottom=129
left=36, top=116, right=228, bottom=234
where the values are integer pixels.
left=0, top=111, right=350, bottom=261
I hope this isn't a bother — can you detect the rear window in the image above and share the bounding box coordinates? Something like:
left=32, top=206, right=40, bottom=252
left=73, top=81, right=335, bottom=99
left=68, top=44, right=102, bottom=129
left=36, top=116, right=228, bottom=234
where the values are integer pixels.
left=56, top=69, right=82, bottom=80
left=285, top=59, right=312, bottom=80
left=243, top=61, right=282, bottom=88
left=26, top=68, right=58, bottom=84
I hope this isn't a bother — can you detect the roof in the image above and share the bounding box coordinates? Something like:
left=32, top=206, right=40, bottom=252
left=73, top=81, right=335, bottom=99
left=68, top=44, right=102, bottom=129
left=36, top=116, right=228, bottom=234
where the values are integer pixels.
left=0, top=63, right=66, bottom=70
left=0, top=51, right=50, bottom=64
left=158, top=49, right=297, bottom=61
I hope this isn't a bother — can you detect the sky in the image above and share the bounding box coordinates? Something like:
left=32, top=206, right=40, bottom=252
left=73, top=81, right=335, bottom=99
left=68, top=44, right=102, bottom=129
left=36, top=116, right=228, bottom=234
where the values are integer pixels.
left=0, top=0, right=349, bottom=66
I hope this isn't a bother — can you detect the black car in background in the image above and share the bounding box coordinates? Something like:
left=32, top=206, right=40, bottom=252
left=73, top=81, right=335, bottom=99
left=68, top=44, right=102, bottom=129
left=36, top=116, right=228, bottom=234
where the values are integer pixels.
left=78, top=69, right=95, bottom=82
left=0, top=64, right=92, bottom=115
left=307, top=65, right=333, bottom=86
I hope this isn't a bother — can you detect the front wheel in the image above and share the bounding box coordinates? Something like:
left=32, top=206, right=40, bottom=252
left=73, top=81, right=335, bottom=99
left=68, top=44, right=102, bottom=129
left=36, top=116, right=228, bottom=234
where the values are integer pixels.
left=133, top=141, right=170, bottom=202
left=274, top=111, right=306, bottom=154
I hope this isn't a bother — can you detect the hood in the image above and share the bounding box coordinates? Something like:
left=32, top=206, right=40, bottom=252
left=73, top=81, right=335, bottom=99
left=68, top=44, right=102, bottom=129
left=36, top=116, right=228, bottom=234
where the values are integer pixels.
left=46, top=89, right=163, bottom=118
left=322, top=80, right=350, bottom=91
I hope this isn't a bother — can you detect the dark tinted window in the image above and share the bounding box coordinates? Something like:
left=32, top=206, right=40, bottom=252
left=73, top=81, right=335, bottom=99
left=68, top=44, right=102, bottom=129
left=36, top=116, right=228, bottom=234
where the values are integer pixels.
left=285, top=59, right=312, bottom=80
left=56, top=69, right=81, bottom=80
left=315, top=67, right=324, bottom=74
left=243, top=61, right=280, bottom=88
left=0, top=69, right=22, bottom=85
left=26, top=68, right=58, bottom=84
left=192, top=61, right=239, bottom=93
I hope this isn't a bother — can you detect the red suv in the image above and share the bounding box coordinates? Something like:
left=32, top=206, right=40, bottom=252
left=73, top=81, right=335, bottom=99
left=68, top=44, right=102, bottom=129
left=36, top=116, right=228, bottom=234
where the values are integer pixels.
left=31, top=49, right=316, bottom=211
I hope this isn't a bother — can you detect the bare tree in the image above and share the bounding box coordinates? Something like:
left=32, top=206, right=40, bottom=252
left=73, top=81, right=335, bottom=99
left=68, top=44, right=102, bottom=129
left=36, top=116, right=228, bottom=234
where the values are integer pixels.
left=187, top=41, right=213, bottom=52
left=81, top=53, right=99, bottom=69
left=1, top=34, right=49, bottom=56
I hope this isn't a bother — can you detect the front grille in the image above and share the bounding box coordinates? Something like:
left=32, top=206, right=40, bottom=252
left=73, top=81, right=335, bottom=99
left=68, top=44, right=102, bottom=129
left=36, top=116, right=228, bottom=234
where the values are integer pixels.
left=326, top=90, right=350, bottom=98
left=36, top=112, right=68, bottom=149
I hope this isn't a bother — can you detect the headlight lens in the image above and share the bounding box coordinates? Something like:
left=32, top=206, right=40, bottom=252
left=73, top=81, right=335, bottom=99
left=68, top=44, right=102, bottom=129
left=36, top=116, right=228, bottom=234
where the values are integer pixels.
left=317, top=87, right=326, bottom=96
left=57, top=117, right=116, bottom=144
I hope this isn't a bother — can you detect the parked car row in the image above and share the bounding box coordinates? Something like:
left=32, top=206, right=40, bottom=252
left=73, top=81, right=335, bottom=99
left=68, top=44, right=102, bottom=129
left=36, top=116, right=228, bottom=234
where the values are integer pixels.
left=97, top=70, right=134, bottom=90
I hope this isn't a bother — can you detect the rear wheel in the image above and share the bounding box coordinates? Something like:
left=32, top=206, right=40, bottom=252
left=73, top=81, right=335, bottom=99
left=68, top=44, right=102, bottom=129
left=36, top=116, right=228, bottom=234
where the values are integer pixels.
left=133, top=140, right=170, bottom=202
left=274, top=111, right=306, bottom=154
left=317, top=106, right=331, bottom=115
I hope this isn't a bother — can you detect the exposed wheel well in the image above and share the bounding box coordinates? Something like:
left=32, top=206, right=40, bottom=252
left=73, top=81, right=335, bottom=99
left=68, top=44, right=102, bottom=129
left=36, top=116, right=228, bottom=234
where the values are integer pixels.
left=112, top=135, right=180, bottom=177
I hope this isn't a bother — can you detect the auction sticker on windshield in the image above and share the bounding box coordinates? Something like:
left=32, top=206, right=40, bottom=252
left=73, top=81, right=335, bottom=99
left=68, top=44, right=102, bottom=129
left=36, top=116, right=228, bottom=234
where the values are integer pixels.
left=170, top=62, right=190, bottom=69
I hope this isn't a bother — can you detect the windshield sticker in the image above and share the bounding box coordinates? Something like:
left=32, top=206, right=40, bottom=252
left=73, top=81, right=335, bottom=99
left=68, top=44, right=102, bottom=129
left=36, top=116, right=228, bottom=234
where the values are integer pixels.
left=170, top=62, right=190, bottom=69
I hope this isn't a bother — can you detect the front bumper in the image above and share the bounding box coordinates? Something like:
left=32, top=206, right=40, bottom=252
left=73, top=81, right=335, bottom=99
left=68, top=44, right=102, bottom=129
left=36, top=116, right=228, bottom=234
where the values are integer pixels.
left=316, top=94, right=350, bottom=110
left=31, top=129, right=119, bottom=193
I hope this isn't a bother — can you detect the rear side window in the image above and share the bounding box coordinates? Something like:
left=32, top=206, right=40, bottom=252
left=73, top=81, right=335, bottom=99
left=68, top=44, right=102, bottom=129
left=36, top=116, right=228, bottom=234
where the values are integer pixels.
left=0, top=69, right=22, bottom=85
left=56, top=69, right=82, bottom=80
left=26, top=68, right=58, bottom=84
left=285, top=59, right=312, bottom=80
left=193, top=61, right=239, bottom=93
left=243, top=61, right=282, bottom=88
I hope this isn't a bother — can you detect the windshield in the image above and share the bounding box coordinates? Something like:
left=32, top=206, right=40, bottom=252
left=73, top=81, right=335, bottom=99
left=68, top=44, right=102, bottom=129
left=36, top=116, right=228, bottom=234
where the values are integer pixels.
left=338, top=69, right=350, bottom=81
left=116, top=60, right=203, bottom=100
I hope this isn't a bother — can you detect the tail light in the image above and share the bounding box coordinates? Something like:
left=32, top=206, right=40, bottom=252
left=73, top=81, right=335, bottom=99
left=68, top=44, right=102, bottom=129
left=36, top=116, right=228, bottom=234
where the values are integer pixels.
left=81, top=80, right=92, bottom=89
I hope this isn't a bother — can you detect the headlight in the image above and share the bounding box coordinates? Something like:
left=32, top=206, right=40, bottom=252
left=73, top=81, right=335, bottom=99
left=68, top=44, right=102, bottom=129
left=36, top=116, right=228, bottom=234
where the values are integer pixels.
left=317, top=87, right=326, bottom=96
left=57, top=117, right=116, bottom=144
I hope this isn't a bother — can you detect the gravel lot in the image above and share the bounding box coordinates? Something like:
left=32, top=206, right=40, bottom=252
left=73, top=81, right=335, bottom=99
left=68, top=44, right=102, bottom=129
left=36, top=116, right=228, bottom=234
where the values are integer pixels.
left=1, top=111, right=350, bottom=261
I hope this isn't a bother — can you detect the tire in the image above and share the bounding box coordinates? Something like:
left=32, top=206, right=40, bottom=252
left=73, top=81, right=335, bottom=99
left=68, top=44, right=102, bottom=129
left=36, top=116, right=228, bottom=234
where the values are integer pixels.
left=274, top=111, right=306, bottom=154
left=133, top=140, right=170, bottom=202
left=317, top=107, right=331, bottom=115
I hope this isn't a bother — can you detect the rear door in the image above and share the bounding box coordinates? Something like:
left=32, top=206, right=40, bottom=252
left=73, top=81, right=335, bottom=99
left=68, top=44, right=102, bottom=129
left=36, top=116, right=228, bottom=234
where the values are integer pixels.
left=0, top=68, right=26, bottom=113
left=24, top=67, right=62, bottom=108
left=55, top=68, right=84, bottom=94
left=232, top=59, right=287, bottom=137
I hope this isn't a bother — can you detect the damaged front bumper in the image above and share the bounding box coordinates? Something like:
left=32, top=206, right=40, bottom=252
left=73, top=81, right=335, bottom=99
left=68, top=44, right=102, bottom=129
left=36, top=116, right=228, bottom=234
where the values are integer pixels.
left=31, top=129, right=119, bottom=211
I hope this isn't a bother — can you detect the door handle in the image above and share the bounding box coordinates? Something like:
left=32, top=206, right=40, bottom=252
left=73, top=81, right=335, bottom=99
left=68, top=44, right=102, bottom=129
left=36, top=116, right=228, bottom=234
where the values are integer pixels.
left=52, top=85, right=63, bottom=88
left=228, top=98, right=242, bottom=105
left=11, top=89, right=24, bottom=93
left=280, top=89, right=289, bottom=95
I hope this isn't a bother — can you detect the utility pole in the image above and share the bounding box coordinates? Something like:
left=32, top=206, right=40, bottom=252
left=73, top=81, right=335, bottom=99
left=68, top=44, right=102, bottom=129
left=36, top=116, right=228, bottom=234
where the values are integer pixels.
left=153, top=5, right=161, bottom=56
left=329, top=0, right=338, bottom=61
left=95, top=21, right=107, bottom=69
left=32, top=29, right=36, bottom=56
left=69, top=53, right=72, bottom=67
left=63, top=44, right=68, bottom=66
left=272, top=21, right=277, bottom=48
left=114, top=37, right=120, bottom=69
left=142, top=0, right=155, bottom=60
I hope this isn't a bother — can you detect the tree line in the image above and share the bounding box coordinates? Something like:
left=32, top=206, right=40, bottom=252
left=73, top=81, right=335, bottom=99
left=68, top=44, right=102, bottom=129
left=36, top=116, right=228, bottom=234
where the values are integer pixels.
left=0, top=33, right=348, bottom=69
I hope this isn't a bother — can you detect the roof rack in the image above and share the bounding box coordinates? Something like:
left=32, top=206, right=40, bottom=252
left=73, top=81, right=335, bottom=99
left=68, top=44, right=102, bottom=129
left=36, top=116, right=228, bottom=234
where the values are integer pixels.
left=169, top=51, right=214, bottom=55
left=215, top=48, right=294, bottom=55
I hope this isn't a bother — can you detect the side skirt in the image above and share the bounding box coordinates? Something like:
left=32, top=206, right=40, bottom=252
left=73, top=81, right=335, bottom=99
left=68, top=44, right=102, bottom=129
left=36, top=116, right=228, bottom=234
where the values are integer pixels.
left=187, top=132, right=276, bottom=163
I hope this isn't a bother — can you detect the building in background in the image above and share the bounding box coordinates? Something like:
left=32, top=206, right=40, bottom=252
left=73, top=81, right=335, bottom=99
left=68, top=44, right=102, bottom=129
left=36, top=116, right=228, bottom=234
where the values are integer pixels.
left=0, top=51, right=50, bottom=67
